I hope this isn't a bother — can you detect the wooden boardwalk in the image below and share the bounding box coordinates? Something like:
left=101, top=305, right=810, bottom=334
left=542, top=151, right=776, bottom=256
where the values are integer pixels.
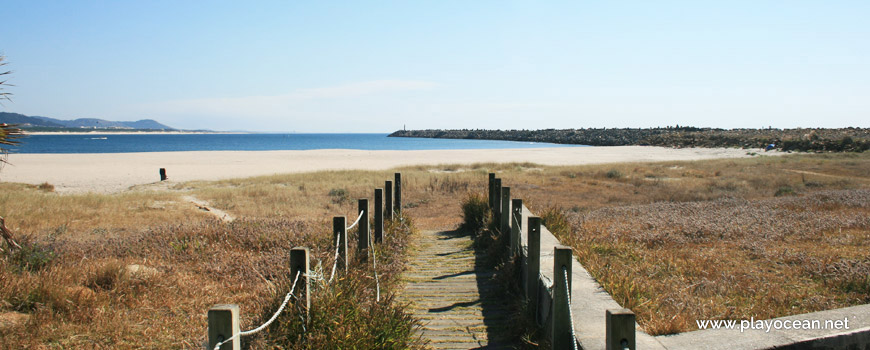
left=400, top=230, right=512, bottom=349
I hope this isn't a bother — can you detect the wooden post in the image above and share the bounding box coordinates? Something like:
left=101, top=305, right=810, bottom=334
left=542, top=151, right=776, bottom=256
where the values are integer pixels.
left=526, top=217, right=541, bottom=306
left=493, top=178, right=502, bottom=224
left=333, top=216, right=347, bottom=274
left=500, top=187, right=511, bottom=235
left=159, top=168, right=167, bottom=181
left=374, top=188, right=383, bottom=243
left=208, top=304, right=240, bottom=350
left=553, top=246, right=574, bottom=349
left=358, top=199, right=369, bottom=253
left=394, top=173, right=402, bottom=215
left=488, top=173, right=496, bottom=209
left=607, top=309, right=636, bottom=350
left=385, top=180, right=393, bottom=221
left=290, top=247, right=310, bottom=311
left=511, top=199, right=523, bottom=257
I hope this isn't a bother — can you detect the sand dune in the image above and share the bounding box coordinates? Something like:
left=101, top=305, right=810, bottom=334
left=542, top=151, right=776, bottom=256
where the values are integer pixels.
left=0, top=146, right=774, bottom=193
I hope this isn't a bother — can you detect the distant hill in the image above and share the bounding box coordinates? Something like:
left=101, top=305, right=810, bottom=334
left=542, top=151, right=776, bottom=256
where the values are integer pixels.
left=0, top=112, right=65, bottom=127
left=0, top=112, right=176, bottom=130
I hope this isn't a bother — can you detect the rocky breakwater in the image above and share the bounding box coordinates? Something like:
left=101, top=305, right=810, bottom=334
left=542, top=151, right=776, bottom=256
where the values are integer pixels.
left=389, top=127, right=870, bottom=152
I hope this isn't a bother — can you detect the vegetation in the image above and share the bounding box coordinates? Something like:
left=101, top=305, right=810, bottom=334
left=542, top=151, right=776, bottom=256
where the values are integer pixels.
left=0, top=55, right=24, bottom=165
left=547, top=189, right=869, bottom=335
left=0, top=111, right=177, bottom=131
left=410, top=153, right=870, bottom=338
left=458, top=192, right=546, bottom=348
left=254, top=216, right=422, bottom=349
left=0, top=170, right=424, bottom=348
left=2, top=153, right=868, bottom=346
left=390, top=127, right=870, bottom=152
left=460, top=192, right=489, bottom=233
left=518, top=155, right=870, bottom=335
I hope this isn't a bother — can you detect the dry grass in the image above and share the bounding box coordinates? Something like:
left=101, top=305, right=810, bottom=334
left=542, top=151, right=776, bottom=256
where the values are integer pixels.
left=547, top=191, right=869, bottom=335
left=0, top=170, right=424, bottom=348
left=0, top=218, right=326, bottom=348
left=1, top=152, right=868, bottom=346
left=516, top=154, right=870, bottom=336
left=429, top=153, right=870, bottom=337
left=0, top=183, right=205, bottom=239
left=254, top=216, right=422, bottom=349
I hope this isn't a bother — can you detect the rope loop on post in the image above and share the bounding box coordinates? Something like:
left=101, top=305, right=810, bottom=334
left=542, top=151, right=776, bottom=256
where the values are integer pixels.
left=213, top=271, right=302, bottom=350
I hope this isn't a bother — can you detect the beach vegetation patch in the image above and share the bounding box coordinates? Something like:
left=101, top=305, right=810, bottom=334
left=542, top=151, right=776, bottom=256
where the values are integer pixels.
left=6, top=238, right=55, bottom=273
left=774, top=185, right=796, bottom=196
left=328, top=187, right=349, bottom=204
left=605, top=169, right=624, bottom=179
left=460, top=192, right=490, bottom=234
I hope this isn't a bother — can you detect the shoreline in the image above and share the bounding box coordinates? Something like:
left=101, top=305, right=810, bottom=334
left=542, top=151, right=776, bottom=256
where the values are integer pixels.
left=23, top=131, right=241, bottom=135
left=0, top=146, right=777, bottom=194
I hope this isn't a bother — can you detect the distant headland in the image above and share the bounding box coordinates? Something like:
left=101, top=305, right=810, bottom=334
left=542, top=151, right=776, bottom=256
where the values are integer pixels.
left=389, top=127, right=870, bottom=152
left=0, top=112, right=199, bottom=133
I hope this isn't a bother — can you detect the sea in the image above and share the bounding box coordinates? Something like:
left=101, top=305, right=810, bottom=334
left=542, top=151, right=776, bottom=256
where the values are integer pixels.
left=11, top=133, right=579, bottom=154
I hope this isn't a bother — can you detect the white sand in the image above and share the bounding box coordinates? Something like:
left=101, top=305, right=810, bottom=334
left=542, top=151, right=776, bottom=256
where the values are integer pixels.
left=0, top=146, right=773, bottom=194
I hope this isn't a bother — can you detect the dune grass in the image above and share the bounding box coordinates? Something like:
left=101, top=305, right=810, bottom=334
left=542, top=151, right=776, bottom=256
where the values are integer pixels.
left=520, top=154, right=870, bottom=335
left=452, top=153, right=869, bottom=337
left=0, top=182, right=203, bottom=239
left=0, top=171, right=424, bottom=348
left=1, top=152, right=868, bottom=346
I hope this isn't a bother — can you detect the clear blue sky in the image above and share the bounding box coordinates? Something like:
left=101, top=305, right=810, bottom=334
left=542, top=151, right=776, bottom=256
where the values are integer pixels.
left=1, top=1, right=868, bottom=132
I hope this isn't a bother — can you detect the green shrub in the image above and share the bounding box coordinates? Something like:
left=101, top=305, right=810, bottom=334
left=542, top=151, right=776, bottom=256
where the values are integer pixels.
left=605, top=169, right=624, bottom=179
left=8, top=240, right=55, bottom=273
left=774, top=186, right=796, bottom=197
left=460, top=193, right=490, bottom=233
left=328, top=188, right=349, bottom=204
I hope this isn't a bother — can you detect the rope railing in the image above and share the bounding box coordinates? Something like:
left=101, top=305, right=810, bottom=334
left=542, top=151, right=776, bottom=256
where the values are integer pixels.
left=367, top=225, right=381, bottom=302
left=563, top=266, right=578, bottom=350
left=346, top=210, right=364, bottom=231
left=208, top=173, right=403, bottom=349
left=327, top=235, right=341, bottom=285
left=213, top=271, right=302, bottom=350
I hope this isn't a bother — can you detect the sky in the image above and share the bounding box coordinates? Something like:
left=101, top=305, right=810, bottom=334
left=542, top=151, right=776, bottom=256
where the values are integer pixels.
left=1, top=1, right=868, bottom=132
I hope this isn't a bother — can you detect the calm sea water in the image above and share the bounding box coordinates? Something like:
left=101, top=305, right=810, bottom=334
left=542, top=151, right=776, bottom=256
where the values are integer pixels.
left=11, top=133, right=578, bottom=154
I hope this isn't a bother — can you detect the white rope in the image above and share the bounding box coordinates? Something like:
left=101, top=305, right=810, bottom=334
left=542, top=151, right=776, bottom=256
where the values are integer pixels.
left=328, top=235, right=341, bottom=284
left=346, top=210, right=364, bottom=231
left=213, top=271, right=302, bottom=350
left=563, top=266, right=578, bottom=350
left=540, top=273, right=554, bottom=289
left=367, top=226, right=380, bottom=302
left=305, top=260, right=326, bottom=286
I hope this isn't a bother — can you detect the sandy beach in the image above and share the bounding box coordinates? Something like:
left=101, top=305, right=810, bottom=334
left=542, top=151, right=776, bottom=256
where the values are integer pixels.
left=1, top=146, right=773, bottom=193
